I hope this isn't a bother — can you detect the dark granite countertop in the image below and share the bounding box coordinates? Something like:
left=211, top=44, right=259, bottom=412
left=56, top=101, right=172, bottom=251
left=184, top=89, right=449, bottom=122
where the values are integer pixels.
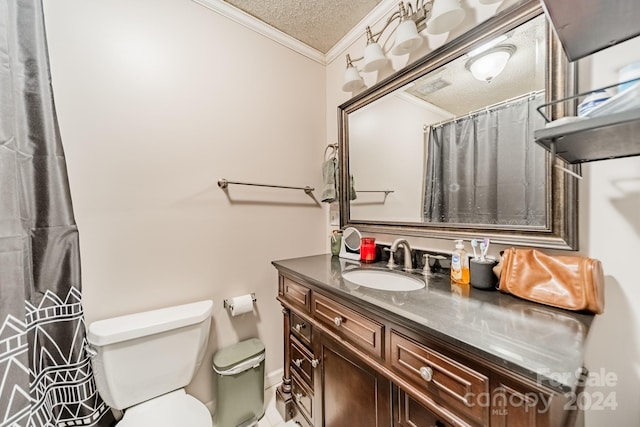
left=272, top=253, right=594, bottom=393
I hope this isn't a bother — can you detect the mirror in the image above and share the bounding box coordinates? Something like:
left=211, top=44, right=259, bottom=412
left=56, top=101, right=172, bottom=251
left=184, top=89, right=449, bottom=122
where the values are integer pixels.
left=338, top=1, right=578, bottom=250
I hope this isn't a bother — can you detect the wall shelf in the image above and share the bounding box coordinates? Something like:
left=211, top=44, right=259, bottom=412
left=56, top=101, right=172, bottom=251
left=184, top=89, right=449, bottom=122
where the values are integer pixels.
left=534, top=108, right=640, bottom=164
left=534, top=0, right=640, bottom=165
left=539, top=0, right=640, bottom=62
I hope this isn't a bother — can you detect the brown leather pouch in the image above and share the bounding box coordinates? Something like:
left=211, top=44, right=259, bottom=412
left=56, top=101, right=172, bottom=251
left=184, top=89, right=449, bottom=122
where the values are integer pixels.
left=498, top=248, right=604, bottom=314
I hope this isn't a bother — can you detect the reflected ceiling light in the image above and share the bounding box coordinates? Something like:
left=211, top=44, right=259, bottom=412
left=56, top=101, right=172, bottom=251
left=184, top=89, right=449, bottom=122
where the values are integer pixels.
left=342, top=54, right=366, bottom=92
left=468, top=34, right=508, bottom=57
left=342, top=0, right=466, bottom=92
left=466, top=45, right=516, bottom=82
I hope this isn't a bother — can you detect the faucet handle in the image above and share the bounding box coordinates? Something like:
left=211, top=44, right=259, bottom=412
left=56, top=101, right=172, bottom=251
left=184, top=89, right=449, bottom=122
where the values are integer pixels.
left=385, top=247, right=398, bottom=269
left=422, top=254, right=431, bottom=275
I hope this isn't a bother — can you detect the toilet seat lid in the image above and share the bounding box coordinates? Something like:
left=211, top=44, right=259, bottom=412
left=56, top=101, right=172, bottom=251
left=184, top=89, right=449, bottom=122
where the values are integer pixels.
left=118, top=389, right=212, bottom=427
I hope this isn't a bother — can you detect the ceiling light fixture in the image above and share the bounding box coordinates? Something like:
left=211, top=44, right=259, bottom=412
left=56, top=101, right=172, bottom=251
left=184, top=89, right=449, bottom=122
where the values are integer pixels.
left=465, top=44, right=516, bottom=82
left=342, top=0, right=466, bottom=92
left=468, top=34, right=508, bottom=57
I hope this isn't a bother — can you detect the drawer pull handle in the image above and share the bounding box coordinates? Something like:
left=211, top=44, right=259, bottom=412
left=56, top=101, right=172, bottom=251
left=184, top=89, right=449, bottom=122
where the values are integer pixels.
left=419, top=366, right=434, bottom=382
left=311, top=358, right=319, bottom=368
left=295, top=392, right=303, bottom=402
left=295, top=322, right=306, bottom=332
left=333, top=316, right=343, bottom=327
left=293, top=358, right=304, bottom=367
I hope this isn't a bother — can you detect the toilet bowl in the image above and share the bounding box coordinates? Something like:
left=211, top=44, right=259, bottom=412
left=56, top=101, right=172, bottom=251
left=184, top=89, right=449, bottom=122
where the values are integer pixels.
left=117, top=390, right=211, bottom=427
left=87, top=300, right=214, bottom=426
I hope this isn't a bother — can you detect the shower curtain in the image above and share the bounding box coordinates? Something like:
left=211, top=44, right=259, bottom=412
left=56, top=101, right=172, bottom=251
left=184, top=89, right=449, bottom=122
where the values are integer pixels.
left=424, top=92, right=546, bottom=226
left=0, top=1, right=114, bottom=426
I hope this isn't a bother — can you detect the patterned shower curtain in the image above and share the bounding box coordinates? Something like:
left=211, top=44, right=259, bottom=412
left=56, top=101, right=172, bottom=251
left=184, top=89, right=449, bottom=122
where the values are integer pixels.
left=0, top=1, right=114, bottom=426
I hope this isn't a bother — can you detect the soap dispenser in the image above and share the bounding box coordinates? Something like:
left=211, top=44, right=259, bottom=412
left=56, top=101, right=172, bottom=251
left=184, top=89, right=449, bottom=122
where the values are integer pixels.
left=451, top=240, right=470, bottom=285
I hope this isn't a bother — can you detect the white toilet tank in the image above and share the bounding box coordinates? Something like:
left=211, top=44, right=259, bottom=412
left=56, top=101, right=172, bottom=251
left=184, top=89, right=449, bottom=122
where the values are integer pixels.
left=87, top=300, right=213, bottom=410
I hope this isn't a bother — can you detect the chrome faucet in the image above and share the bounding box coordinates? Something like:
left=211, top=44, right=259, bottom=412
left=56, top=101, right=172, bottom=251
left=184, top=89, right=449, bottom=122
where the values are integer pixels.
left=388, top=239, right=413, bottom=271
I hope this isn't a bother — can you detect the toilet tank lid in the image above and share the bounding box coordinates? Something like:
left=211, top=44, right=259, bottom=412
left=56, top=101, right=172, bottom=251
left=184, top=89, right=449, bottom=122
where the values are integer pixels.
left=87, top=300, right=213, bottom=346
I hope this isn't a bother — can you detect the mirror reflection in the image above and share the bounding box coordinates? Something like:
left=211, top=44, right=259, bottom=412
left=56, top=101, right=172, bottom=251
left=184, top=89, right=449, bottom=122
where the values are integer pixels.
left=349, top=14, right=547, bottom=227
left=340, top=1, right=578, bottom=249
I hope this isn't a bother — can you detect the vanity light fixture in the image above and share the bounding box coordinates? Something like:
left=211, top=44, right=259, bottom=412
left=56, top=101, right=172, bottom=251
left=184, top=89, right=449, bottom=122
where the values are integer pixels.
left=466, top=44, right=516, bottom=82
left=425, top=0, right=466, bottom=35
left=342, top=0, right=466, bottom=92
left=342, top=54, right=366, bottom=91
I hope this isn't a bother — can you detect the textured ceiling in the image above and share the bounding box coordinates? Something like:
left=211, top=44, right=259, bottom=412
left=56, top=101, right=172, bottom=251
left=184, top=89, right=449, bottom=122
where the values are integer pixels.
left=406, top=13, right=545, bottom=116
left=224, top=0, right=382, bottom=53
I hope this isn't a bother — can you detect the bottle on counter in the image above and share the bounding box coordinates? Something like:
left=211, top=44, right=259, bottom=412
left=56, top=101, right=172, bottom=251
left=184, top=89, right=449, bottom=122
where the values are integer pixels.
left=451, top=239, right=470, bottom=285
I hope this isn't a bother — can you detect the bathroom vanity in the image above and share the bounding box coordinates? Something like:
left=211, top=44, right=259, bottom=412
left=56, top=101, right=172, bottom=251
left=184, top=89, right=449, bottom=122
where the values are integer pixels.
left=272, top=254, right=593, bottom=427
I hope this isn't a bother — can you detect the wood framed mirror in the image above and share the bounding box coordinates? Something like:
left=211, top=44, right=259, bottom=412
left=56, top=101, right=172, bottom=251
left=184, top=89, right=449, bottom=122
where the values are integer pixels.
left=338, top=0, right=578, bottom=250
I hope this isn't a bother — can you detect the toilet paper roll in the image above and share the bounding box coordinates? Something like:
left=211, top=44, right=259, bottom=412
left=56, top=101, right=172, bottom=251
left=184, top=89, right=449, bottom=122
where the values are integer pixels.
left=229, top=294, right=254, bottom=316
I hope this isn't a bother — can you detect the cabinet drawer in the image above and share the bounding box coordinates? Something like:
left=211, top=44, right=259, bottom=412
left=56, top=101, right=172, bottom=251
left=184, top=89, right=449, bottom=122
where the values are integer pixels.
left=313, top=293, right=384, bottom=359
left=290, top=335, right=315, bottom=388
left=391, top=331, right=489, bottom=426
left=290, top=311, right=312, bottom=346
left=291, top=370, right=314, bottom=424
left=282, top=277, right=311, bottom=313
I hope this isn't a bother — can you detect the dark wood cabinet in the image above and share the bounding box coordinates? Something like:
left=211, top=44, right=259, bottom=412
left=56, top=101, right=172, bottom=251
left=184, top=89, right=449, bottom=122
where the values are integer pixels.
left=275, top=272, right=578, bottom=427
left=315, top=330, right=391, bottom=427
left=490, top=374, right=558, bottom=427
left=394, top=387, right=452, bottom=427
left=390, top=330, right=489, bottom=426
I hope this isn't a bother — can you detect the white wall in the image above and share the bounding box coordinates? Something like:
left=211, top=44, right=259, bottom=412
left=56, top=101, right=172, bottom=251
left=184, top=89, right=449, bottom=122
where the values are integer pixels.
left=326, top=5, right=640, bottom=426
left=349, top=94, right=452, bottom=222
left=43, top=0, right=326, bottom=411
left=577, top=38, right=640, bottom=426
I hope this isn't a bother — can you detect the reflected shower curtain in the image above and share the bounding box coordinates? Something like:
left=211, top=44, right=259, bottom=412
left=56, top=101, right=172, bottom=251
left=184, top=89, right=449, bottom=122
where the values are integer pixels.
left=424, top=92, right=546, bottom=225
left=0, top=1, right=114, bottom=426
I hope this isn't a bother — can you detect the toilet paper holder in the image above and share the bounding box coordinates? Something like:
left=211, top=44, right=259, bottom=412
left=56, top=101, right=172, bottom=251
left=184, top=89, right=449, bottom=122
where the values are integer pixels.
left=223, top=293, right=257, bottom=311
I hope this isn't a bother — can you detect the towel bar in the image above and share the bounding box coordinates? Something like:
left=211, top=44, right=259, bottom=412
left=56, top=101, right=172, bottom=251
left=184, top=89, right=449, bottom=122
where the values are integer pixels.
left=356, top=190, right=394, bottom=195
left=218, top=178, right=314, bottom=195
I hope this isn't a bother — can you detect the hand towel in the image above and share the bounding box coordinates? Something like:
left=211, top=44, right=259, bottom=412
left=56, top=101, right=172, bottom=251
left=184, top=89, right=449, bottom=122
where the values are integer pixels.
left=350, top=174, right=357, bottom=201
left=321, top=158, right=337, bottom=203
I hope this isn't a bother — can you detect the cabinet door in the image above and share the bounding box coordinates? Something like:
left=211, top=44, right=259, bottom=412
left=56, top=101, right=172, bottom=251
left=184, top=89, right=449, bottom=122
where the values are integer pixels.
left=315, top=331, right=392, bottom=427
left=394, top=387, right=453, bottom=427
left=490, top=375, right=553, bottom=427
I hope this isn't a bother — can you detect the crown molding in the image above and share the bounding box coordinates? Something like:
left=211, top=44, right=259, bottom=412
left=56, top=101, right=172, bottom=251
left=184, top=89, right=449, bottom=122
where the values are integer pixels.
left=325, top=0, right=399, bottom=64
left=191, top=0, right=326, bottom=65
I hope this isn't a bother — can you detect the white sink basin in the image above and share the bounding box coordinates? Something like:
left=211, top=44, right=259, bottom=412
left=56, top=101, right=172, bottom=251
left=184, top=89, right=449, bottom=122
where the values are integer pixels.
left=342, top=269, right=425, bottom=291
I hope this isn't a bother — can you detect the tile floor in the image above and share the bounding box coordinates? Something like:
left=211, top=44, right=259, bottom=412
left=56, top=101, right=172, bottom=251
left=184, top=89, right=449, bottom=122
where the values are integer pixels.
left=258, top=384, right=296, bottom=427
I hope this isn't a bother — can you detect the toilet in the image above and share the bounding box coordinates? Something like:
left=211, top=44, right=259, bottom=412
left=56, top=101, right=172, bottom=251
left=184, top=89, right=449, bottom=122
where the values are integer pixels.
left=86, top=300, right=214, bottom=426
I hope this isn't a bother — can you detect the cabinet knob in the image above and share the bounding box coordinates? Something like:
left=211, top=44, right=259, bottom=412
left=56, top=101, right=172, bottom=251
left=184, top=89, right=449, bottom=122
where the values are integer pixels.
left=419, top=366, right=433, bottom=382
left=294, top=322, right=306, bottom=332
left=293, top=358, right=303, bottom=367
left=333, top=316, right=343, bottom=327
left=311, top=358, right=320, bottom=368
